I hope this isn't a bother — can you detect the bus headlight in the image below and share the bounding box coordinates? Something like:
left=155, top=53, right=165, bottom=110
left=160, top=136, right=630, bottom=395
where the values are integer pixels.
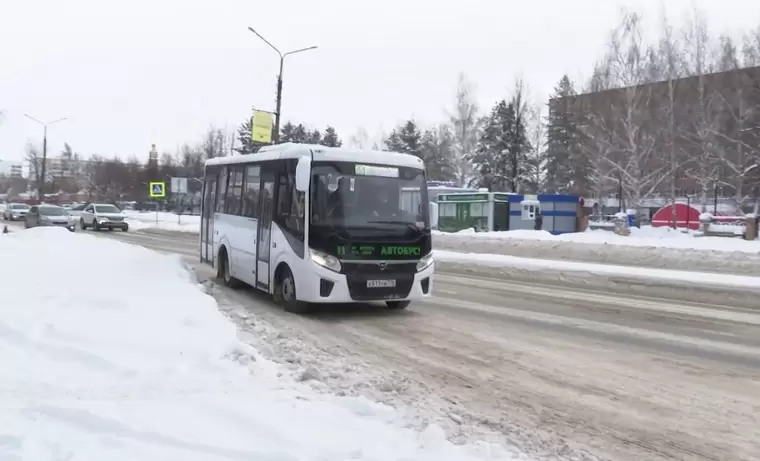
left=309, top=248, right=342, bottom=272
left=416, top=252, right=433, bottom=272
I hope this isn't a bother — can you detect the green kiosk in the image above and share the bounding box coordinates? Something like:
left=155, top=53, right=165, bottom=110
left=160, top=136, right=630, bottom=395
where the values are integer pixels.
left=437, top=192, right=580, bottom=234
left=437, top=192, right=514, bottom=232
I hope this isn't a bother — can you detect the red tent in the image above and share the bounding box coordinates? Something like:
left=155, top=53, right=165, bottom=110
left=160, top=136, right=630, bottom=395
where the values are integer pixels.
left=651, top=203, right=740, bottom=230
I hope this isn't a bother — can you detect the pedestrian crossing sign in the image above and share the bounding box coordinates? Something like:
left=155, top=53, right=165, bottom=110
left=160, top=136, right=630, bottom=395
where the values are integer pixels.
left=149, top=181, right=166, bottom=198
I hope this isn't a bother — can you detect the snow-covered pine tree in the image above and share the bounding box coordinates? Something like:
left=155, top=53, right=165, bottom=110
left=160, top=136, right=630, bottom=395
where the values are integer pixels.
left=420, top=125, right=457, bottom=181
left=306, top=129, right=322, bottom=144
left=384, top=120, right=423, bottom=158
left=292, top=124, right=309, bottom=143
left=320, top=126, right=342, bottom=147
left=467, top=99, right=531, bottom=192
left=279, top=122, right=297, bottom=143
left=384, top=130, right=405, bottom=153
left=235, top=118, right=264, bottom=155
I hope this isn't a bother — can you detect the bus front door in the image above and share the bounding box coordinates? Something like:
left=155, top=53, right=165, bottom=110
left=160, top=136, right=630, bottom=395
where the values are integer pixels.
left=256, top=177, right=275, bottom=291
left=201, top=174, right=217, bottom=264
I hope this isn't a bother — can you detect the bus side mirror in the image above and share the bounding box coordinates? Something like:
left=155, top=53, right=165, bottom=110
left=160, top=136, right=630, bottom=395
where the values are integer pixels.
left=295, top=156, right=311, bottom=192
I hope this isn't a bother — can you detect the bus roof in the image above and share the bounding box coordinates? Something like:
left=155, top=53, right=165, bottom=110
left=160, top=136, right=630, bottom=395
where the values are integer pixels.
left=204, top=143, right=425, bottom=170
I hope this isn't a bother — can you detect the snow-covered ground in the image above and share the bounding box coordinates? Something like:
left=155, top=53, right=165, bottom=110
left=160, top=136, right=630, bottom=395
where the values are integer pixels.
left=123, top=210, right=200, bottom=233
left=434, top=226, right=760, bottom=275
left=110, top=213, right=760, bottom=273
left=0, top=228, right=515, bottom=461
left=438, top=226, right=760, bottom=252
left=434, top=250, right=760, bottom=291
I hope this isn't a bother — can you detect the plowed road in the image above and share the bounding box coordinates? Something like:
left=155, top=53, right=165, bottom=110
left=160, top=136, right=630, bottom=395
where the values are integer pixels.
left=16, top=224, right=760, bottom=461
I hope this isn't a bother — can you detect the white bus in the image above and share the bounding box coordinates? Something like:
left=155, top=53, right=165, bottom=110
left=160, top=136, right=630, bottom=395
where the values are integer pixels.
left=200, top=143, right=434, bottom=313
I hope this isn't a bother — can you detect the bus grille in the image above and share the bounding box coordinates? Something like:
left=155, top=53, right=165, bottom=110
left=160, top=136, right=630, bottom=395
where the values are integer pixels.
left=344, top=273, right=414, bottom=301
left=342, top=262, right=417, bottom=275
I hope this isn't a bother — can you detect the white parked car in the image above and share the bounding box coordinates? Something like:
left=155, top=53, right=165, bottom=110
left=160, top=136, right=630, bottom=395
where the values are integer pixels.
left=3, top=203, right=31, bottom=221
left=79, top=203, right=129, bottom=232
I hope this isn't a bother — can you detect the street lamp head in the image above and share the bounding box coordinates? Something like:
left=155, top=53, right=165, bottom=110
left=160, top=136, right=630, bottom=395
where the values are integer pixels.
left=247, top=26, right=282, bottom=57
left=49, top=117, right=68, bottom=126
left=284, top=45, right=318, bottom=57
left=24, top=113, right=45, bottom=126
left=24, top=114, right=68, bottom=126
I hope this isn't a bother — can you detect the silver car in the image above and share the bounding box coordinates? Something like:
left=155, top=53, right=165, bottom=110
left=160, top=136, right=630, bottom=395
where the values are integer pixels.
left=3, top=203, right=31, bottom=221
left=24, top=205, right=76, bottom=232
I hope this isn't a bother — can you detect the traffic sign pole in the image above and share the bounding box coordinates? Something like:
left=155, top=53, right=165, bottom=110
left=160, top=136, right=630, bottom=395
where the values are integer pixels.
left=170, top=177, right=188, bottom=225
left=148, top=181, right=166, bottom=227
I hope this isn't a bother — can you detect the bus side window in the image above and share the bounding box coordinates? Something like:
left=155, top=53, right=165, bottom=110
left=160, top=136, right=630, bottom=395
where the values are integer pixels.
left=242, top=165, right=260, bottom=218
left=215, top=166, right=228, bottom=213
left=224, top=166, right=244, bottom=215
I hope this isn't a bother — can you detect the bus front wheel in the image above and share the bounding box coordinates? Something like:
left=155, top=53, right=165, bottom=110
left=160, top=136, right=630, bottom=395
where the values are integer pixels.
left=386, top=301, right=410, bottom=310
left=275, top=265, right=310, bottom=314
left=217, top=249, right=241, bottom=288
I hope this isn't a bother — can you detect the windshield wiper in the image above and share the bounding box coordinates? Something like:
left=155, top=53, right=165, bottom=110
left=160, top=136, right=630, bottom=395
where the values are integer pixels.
left=366, top=220, right=427, bottom=231
left=367, top=220, right=415, bottom=225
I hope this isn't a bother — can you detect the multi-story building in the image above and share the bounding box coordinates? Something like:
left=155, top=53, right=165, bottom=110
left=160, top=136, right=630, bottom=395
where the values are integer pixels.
left=548, top=65, right=760, bottom=204
left=26, top=154, right=87, bottom=181
left=0, top=159, right=24, bottom=177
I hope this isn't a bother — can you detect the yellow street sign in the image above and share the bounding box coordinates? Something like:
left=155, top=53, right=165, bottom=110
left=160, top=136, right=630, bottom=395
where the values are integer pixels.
left=149, top=181, right=166, bottom=198
left=251, top=110, right=274, bottom=144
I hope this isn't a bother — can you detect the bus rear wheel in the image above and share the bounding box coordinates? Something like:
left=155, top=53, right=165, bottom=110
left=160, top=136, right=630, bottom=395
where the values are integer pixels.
left=275, top=266, right=310, bottom=314
left=386, top=301, right=410, bottom=310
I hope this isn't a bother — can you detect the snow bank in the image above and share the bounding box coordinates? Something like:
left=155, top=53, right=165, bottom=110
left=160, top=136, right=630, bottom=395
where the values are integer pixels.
left=124, top=210, right=200, bottom=233
left=433, top=226, right=760, bottom=275
left=434, top=250, right=760, bottom=291
left=0, top=228, right=514, bottom=461
left=437, top=226, right=760, bottom=253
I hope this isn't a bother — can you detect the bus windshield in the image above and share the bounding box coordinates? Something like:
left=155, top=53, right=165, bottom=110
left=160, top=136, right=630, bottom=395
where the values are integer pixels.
left=310, top=161, right=429, bottom=232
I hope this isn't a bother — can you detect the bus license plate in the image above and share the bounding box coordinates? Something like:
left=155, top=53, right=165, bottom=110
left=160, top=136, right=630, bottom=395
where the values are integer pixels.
left=367, top=279, right=396, bottom=288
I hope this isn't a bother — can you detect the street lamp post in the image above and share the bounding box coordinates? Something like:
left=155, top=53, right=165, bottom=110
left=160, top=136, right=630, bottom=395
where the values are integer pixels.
left=24, top=114, right=67, bottom=200
left=247, top=26, right=317, bottom=143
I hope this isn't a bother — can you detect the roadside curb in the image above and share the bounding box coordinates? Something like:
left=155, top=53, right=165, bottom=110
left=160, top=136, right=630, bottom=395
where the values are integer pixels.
left=436, top=261, right=760, bottom=310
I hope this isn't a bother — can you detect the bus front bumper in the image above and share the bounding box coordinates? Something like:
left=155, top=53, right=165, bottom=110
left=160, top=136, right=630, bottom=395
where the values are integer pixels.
left=300, top=259, right=434, bottom=304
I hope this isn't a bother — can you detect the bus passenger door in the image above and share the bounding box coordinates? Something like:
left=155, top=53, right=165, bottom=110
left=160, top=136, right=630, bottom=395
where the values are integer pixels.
left=256, top=175, right=275, bottom=291
left=201, top=174, right=217, bottom=264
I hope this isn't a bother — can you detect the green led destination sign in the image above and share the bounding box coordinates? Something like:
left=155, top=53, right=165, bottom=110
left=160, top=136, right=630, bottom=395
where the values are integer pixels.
left=337, top=244, right=421, bottom=258
left=354, top=164, right=399, bottom=178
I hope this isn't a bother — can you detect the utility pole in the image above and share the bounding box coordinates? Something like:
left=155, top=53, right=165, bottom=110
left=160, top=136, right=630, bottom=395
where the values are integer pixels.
left=247, top=26, right=317, bottom=143
left=25, top=114, right=67, bottom=201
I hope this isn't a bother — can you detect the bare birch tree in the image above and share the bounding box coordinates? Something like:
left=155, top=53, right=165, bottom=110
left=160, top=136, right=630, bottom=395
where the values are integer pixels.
left=656, top=13, right=687, bottom=225
left=741, top=24, right=760, bottom=66
left=579, top=59, right=617, bottom=200
left=587, top=12, right=671, bottom=208
left=25, top=143, right=43, bottom=192
left=526, top=104, right=547, bottom=193
left=680, top=12, right=723, bottom=210
left=448, top=72, right=482, bottom=187
left=348, top=126, right=371, bottom=149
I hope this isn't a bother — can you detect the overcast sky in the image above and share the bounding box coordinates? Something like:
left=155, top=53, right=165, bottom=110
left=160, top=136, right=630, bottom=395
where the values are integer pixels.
left=1, top=0, right=759, bottom=163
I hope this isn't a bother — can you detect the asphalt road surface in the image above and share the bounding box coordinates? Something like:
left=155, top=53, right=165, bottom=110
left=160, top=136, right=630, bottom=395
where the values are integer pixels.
left=13, top=224, right=760, bottom=461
